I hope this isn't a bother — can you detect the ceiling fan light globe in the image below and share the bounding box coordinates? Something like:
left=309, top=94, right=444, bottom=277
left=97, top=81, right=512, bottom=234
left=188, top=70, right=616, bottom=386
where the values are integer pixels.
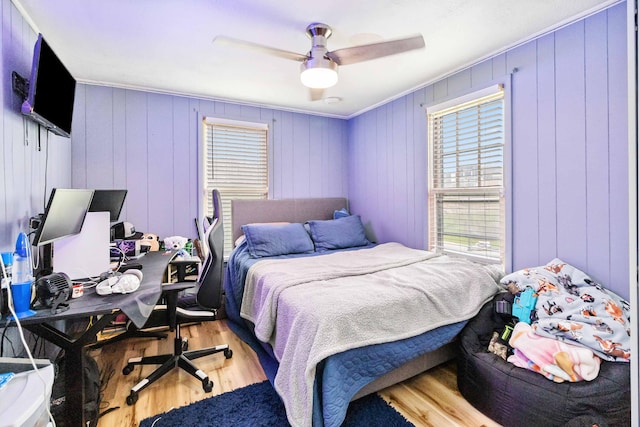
left=300, top=58, right=338, bottom=89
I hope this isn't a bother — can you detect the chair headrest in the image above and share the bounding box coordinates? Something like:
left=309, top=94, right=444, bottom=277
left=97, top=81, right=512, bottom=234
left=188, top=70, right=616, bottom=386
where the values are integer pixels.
left=212, top=189, right=221, bottom=221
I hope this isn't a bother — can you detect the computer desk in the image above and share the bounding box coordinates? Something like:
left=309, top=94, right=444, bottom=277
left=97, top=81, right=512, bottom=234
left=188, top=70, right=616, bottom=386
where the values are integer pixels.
left=15, top=250, right=175, bottom=427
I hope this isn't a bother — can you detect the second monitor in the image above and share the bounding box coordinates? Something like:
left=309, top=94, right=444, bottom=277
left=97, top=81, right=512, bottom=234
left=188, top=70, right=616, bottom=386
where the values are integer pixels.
left=89, top=189, right=127, bottom=222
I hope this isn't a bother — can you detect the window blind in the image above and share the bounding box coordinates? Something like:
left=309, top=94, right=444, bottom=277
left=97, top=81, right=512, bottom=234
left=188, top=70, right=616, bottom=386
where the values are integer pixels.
left=203, top=120, right=268, bottom=255
left=428, top=89, right=505, bottom=263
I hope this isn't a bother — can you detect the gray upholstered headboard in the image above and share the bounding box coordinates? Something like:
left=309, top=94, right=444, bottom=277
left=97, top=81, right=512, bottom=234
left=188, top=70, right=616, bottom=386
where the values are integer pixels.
left=231, top=197, right=348, bottom=244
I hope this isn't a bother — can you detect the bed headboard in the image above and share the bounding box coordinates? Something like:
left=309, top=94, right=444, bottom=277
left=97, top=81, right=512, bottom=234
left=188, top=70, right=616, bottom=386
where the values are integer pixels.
left=231, top=197, right=348, bottom=244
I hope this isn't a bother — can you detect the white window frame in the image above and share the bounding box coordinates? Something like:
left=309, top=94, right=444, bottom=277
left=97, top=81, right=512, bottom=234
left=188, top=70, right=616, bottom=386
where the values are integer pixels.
left=200, top=117, right=269, bottom=257
left=426, top=80, right=512, bottom=271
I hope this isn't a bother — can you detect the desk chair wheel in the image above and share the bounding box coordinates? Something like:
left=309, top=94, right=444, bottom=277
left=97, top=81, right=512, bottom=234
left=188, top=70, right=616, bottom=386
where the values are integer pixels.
left=182, top=337, right=188, bottom=352
left=203, top=378, right=213, bottom=392
left=224, top=348, right=233, bottom=359
left=126, top=391, right=138, bottom=405
left=122, top=364, right=134, bottom=375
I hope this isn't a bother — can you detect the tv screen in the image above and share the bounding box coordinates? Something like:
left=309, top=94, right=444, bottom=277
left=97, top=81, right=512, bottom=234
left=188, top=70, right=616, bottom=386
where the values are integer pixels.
left=33, top=188, right=94, bottom=246
left=21, top=34, right=76, bottom=138
left=89, top=189, right=128, bottom=222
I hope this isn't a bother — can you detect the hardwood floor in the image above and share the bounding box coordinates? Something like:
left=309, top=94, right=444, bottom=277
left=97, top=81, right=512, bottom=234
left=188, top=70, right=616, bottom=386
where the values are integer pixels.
left=93, top=320, right=501, bottom=427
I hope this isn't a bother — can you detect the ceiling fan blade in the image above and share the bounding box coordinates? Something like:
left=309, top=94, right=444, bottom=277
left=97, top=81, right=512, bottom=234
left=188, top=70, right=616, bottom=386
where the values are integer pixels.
left=213, top=36, right=307, bottom=62
left=326, top=34, right=425, bottom=66
left=309, top=88, right=324, bottom=101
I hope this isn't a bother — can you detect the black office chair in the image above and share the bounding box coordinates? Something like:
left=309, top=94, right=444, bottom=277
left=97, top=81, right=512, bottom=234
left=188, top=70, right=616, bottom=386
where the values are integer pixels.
left=123, top=189, right=232, bottom=405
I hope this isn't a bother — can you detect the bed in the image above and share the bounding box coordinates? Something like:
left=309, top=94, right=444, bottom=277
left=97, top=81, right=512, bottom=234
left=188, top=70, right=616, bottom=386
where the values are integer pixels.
left=223, top=198, right=503, bottom=427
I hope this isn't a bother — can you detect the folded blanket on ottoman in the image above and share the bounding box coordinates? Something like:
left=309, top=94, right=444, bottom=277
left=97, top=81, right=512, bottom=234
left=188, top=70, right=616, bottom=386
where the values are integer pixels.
left=508, top=322, right=601, bottom=382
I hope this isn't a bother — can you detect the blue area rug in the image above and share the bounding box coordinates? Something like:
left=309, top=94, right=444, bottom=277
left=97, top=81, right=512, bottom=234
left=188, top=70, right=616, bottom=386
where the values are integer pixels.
left=140, top=380, right=413, bottom=427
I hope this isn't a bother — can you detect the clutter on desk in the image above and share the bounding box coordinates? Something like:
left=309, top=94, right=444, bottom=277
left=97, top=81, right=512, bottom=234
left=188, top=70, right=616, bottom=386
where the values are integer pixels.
left=9, top=232, right=36, bottom=319
left=96, top=269, right=143, bottom=295
left=110, top=222, right=159, bottom=262
left=163, top=235, right=202, bottom=261
left=111, top=239, right=142, bottom=259
left=111, top=221, right=143, bottom=240
left=118, top=261, right=143, bottom=272
left=72, top=282, right=84, bottom=298
left=163, top=235, right=189, bottom=251
left=34, top=272, right=73, bottom=314
left=140, top=233, right=160, bottom=251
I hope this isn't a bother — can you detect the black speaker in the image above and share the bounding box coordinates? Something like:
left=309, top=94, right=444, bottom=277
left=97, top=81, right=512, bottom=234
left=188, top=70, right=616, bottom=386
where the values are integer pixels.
left=36, top=272, right=72, bottom=314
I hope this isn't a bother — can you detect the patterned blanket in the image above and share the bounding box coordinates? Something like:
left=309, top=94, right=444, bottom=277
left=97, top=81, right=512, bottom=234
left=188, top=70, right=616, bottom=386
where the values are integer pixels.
left=508, top=322, right=601, bottom=382
left=501, top=259, right=631, bottom=362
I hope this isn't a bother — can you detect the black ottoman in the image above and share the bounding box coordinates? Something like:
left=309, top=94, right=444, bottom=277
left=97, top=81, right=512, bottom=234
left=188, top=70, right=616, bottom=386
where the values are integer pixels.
left=457, top=294, right=630, bottom=427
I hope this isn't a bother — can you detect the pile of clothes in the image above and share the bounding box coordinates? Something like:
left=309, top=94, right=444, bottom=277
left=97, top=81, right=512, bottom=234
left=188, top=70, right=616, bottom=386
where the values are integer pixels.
left=490, top=259, right=630, bottom=383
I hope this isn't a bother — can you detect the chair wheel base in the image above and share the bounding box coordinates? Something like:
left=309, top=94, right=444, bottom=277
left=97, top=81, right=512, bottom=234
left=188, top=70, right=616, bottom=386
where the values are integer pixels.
left=126, top=391, right=138, bottom=405
left=203, top=379, right=213, bottom=392
left=123, top=364, right=134, bottom=375
left=224, top=348, right=233, bottom=359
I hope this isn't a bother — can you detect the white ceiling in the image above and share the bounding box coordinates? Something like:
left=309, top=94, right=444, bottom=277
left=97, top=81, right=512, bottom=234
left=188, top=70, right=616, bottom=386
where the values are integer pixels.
left=14, top=0, right=618, bottom=119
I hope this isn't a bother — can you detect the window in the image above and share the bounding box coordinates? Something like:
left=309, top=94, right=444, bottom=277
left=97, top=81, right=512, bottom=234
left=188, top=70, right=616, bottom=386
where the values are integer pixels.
left=202, top=118, right=268, bottom=255
left=427, top=86, right=505, bottom=265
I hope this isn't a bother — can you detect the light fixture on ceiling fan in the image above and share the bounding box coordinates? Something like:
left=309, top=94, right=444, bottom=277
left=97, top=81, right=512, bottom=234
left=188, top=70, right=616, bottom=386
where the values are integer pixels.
left=214, top=22, right=425, bottom=99
left=299, top=23, right=337, bottom=89
left=300, top=57, right=338, bottom=89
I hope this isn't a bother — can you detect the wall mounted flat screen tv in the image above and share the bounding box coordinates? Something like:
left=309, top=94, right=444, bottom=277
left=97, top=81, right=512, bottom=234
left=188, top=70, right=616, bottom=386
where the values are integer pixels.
left=33, top=188, right=94, bottom=246
left=21, top=34, right=76, bottom=138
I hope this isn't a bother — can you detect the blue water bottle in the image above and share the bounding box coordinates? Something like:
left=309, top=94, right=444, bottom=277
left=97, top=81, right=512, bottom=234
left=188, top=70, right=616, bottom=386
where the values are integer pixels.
left=10, top=232, right=36, bottom=318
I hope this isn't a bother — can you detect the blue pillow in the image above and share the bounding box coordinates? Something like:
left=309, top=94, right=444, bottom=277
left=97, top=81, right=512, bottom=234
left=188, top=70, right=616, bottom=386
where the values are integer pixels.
left=333, top=208, right=350, bottom=219
left=241, top=223, right=314, bottom=258
left=307, top=215, right=369, bottom=251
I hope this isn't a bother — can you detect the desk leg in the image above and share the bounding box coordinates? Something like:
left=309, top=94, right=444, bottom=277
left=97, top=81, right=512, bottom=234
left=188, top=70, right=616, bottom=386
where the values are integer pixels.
left=26, top=314, right=116, bottom=427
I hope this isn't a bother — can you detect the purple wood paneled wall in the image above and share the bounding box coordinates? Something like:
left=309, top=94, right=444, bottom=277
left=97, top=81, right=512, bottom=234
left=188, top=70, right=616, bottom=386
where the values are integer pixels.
left=71, top=88, right=349, bottom=241
left=5, top=2, right=629, bottom=300
left=348, top=3, right=629, bottom=298
left=0, top=1, right=72, bottom=253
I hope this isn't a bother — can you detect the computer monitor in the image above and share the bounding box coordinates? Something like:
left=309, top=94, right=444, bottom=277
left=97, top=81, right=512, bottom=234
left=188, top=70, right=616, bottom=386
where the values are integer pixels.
left=33, top=188, right=94, bottom=246
left=88, top=189, right=127, bottom=222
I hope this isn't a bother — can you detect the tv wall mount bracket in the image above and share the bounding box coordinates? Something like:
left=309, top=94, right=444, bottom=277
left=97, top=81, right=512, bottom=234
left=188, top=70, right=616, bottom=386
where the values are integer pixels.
left=11, top=71, right=29, bottom=100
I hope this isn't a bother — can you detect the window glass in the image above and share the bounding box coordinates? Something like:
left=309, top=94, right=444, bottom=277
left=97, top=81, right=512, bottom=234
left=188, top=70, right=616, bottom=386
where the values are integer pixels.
left=203, top=119, right=268, bottom=255
left=428, top=88, right=505, bottom=264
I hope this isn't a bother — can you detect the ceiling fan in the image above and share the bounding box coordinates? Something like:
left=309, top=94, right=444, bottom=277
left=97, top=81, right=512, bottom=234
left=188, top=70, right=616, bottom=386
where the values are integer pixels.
left=213, top=23, right=425, bottom=100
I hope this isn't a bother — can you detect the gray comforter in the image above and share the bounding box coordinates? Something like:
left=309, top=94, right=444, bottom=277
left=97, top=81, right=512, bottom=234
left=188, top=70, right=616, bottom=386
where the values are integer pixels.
left=240, top=242, right=502, bottom=427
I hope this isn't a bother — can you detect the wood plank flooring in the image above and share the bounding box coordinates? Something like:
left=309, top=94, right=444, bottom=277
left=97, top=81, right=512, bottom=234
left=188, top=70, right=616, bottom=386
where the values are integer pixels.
left=93, top=320, right=501, bottom=427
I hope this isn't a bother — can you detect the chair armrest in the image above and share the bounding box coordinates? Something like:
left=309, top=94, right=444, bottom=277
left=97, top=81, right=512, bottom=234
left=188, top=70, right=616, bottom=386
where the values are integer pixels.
left=162, top=282, right=195, bottom=293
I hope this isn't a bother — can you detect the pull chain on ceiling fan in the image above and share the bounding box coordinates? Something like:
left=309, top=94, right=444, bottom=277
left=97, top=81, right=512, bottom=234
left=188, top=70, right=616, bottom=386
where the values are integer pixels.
left=214, top=23, right=425, bottom=100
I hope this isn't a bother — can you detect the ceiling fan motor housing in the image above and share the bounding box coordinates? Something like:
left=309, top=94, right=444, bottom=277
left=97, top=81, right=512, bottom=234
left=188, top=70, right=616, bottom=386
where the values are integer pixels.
left=301, top=23, right=338, bottom=89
